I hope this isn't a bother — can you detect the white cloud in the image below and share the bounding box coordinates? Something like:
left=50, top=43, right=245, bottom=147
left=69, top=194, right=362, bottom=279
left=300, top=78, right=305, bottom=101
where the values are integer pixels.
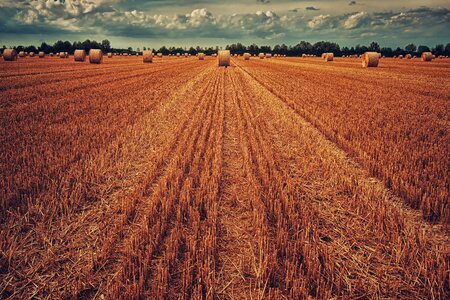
left=308, top=14, right=330, bottom=29
left=343, top=11, right=368, bottom=29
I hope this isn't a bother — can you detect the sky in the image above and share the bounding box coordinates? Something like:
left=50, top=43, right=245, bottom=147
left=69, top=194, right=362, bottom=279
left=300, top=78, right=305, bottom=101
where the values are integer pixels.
left=0, top=0, right=449, bottom=49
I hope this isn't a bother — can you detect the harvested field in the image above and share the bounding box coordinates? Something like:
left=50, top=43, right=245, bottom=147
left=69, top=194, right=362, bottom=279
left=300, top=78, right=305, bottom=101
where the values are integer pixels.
left=0, top=55, right=449, bottom=299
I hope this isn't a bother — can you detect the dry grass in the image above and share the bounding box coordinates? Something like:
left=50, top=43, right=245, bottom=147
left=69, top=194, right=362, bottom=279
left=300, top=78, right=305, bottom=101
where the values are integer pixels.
left=0, top=56, right=448, bottom=299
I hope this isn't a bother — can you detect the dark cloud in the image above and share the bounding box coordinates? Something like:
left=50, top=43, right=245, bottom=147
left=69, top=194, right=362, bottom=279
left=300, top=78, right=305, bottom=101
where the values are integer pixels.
left=256, top=0, right=270, bottom=4
left=349, top=1, right=357, bottom=5
left=306, top=7, right=320, bottom=11
left=0, top=1, right=448, bottom=47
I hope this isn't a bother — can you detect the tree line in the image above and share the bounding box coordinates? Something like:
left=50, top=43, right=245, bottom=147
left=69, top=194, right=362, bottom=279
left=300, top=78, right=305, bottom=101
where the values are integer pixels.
left=2, top=39, right=450, bottom=57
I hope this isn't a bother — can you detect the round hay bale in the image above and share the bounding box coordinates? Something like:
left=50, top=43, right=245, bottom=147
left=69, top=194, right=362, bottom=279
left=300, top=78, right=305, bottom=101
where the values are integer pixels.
left=302, top=54, right=307, bottom=58
left=432, top=55, right=436, bottom=59
left=107, top=52, right=112, bottom=58
left=29, top=52, right=35, bottom=57
left=198, top=52, right=205, bottom=60
left=3, top=49, right=17, bottom=61
left=398, top=55, right=404, bottom=59
left=405, top=54, right=412, bottom=59
left=362, top=52, right=379, bottom=68
left=321, top=53, right=327, bottom=59
left=176, top=53, right=180, bottom=57
left=65, top=52, right=69, bottom=58
left=59, top=52, right=66, bottom=58
left=143, top=50, right=153, bottom=63
left=421, top=52, right=433, bottom=62
left=157, top=53, right=163, bottom=58
left=25, top=52, right=28, bottom=56
left=243, top=53, right=251, bottom=60
left=218, top=50, right=230, bottom=67
left=89, top=49, right=103, bottom=64
left=50, top=52, right=54, bottom=57
left=74, top=50, right=86, bottom=62
left=38, top=51, right=45, bottom=58
left=212, top=53, right=217, bottom=57
left=259, top=53, right=265, bottom=59
left=266, top=53, right=272, bottom=59
left=324, top=53, right=334, bottom=61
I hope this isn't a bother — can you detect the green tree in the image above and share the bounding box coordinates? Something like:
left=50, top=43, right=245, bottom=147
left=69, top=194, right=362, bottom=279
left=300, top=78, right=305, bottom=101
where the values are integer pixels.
left=368, top=41, right=381, bottom=52
left=432, top=44, right=444, bottom=55
left=101, top=39, right=111, bottom=52
left=417, top=45, right=430, bottom=54
left=445, top=43, right=450, bottom=56
left=405, top=43, right=416, bottom=53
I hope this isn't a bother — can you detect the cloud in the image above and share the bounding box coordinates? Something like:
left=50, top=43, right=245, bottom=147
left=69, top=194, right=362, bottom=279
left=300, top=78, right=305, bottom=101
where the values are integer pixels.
left=349, top=1, right=357, bottom=5
left=306, top=7, right=319, bottom=11
left=256, top=0, right=270, bottom=4
left=342, top=11, right=368, bottom=29
left=308, top=14, right=331, bottom=29
left=0, top=1, right=448, bottom=46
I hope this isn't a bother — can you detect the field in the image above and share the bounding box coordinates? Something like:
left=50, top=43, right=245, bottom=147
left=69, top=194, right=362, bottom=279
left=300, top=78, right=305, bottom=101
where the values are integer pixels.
left=0, top=55, right=449, bottom=299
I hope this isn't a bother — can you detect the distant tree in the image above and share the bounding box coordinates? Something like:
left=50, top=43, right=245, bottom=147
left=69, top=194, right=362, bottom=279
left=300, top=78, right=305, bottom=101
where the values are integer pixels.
left=81, top=39, right=91, bottom=52
left=432, top=44, right=444, bottom=55
left=101, top=39, right=111, bottom=52
left=24, top=45, right=38, bottom=53
left=205, top=47, right=214, bottom=55
left=248, top=43, right=259, bottom=55
left=355, top=44, right=368, bottom=55
left=405, top=43, right=416, bottom=53
left=143, top=46, right=147, bottom=51
left=279, top=43, right=288, bottom=55
left=38, top=42, right=52, bottom=53
left=445, top=43, right=450, bottom=56
left=158, top=46, right=169, bottom=55
left=368, top=41, right=381, bottom=52
left=5, top=39, right=449, bottom=59
left=260, top=45, right=272, bottom=54
left=293, top=41, right=312, bottom=56
left=393, top=47, right=404, bottom=56
left=62, top=41, right=72, bottom=53
left=341, top=46, right=350, bottom=56
left=188, top=46, right=197, bottom=55
left=136, top=47, right=140, bottom=53
left=14, top=45, right=25, bottom=52
left=417, top=45, right=430, bottom=54
left=380, top=47, right=393, bottom=57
